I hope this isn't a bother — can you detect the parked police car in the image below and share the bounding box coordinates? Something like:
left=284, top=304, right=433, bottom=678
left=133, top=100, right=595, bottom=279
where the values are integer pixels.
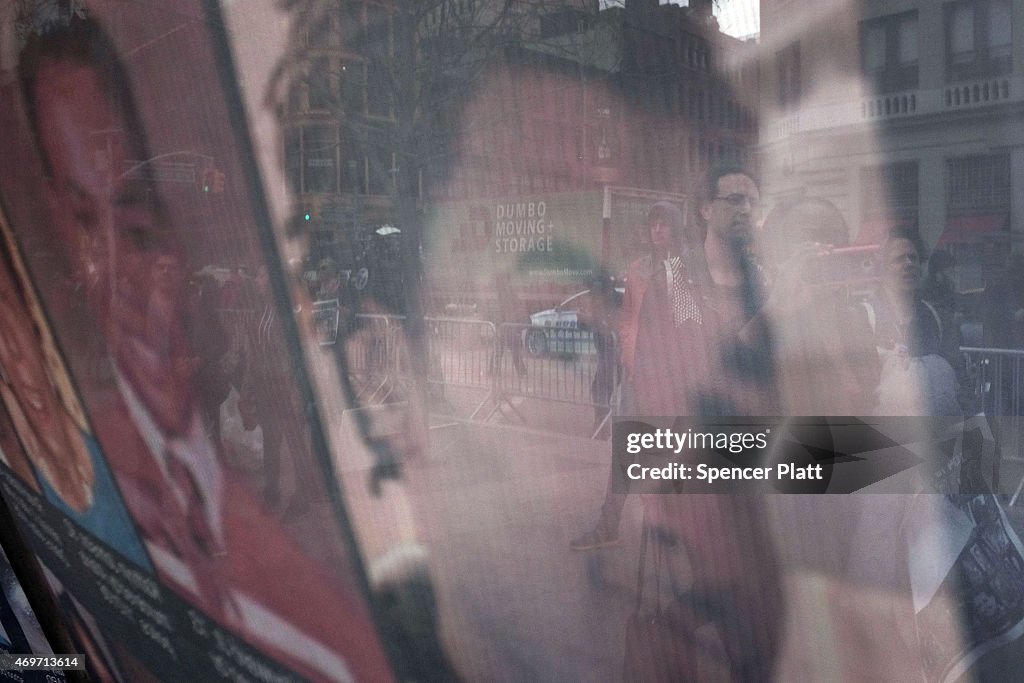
left=526, top=286, right=623, bottom=355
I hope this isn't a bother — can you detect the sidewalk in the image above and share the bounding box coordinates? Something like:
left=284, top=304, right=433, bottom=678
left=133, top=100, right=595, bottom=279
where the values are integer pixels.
left=411, top=418, right=644, bottom=681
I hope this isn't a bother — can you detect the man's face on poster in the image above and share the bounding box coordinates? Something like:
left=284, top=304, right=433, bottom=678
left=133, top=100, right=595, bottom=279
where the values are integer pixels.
left=33, top=60, right=194, bottom=434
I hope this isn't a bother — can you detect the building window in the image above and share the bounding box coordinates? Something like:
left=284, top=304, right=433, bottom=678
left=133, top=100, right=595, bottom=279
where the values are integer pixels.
left=356, top=131, right=395, bottom=196
left=308, top=57, right=335, bottom=111
left=365, top=62, right=392, bottom=117
left=776, top=42, right=801, bottom=108
left=861, top=12, right=918, bottom=94
left=340, top=1, right=363, bottom=48
left=285, top=125, right=340, bottom=195
left=297, top=7, right=338, bottom=50
left=336, top=1, right=394, bottom=119
left=946, top=153, right=1010, bottom=214
left=944, top=153, right=1009, bottom=293
left=287, top=80, right=303, bottom=115
left=861, top=162, right=919, bottom=219
left=364, top=4, right=392, bottom=117
left=945, top=0, right=1012, bottom=81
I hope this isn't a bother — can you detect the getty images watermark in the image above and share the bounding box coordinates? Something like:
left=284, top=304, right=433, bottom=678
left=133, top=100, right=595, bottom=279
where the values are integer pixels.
left=611, top=416, right=1000, bottom=495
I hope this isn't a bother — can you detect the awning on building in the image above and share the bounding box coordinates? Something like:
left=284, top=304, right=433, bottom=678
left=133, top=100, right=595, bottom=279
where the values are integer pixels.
left=936, top=214, right=1009, bottom=247
left=853, top=217, right=915, bottom=246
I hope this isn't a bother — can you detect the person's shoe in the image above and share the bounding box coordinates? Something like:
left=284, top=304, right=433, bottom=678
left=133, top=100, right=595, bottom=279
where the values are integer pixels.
left=569, top=528, right=621, bottom=551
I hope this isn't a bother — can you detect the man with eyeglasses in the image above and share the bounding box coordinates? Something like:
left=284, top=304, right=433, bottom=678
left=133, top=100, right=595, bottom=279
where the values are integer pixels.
left=573, top=167, right=770, bottom=551
left=615, top=167, right=783, bottom=680
left=699, top=165, right=762, bottom=294
left=689, top=165, right=777, bottom=415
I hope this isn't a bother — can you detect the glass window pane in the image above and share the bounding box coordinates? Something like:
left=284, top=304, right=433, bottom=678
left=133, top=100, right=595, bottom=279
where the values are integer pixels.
left=365, top=133, right=391, bottom=196
left=366, top=62, right=390, bottom=116
left=366, top=5, right=389, bottom=61
left=989, top=0, right=1012, bottom=48
left=898, top=19, right=917, bottom=64
left=285, top=127, right=301, bottom=193
left=950, top=6, right=975, bottom=59
left=303, top=125, right=337, bottom=193
left=308, top=57, right=332, bottom=110
left=342, top=0, right=364, bottom=50
left=864, top=24, right=886, bottom=70
left=287, top=80, right=302, bottom=113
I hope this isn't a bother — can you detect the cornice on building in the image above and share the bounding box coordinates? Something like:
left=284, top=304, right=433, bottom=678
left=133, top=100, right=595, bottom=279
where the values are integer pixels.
left=762, top=74, right=1024, bottom=145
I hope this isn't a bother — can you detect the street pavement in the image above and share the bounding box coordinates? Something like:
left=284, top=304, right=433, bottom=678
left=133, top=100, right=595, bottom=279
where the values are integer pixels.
left=319, top=368, right=658, bottom=680
left=328, top=361, right=1024, bottom=680
left=411, top=419, right=645, bottom=682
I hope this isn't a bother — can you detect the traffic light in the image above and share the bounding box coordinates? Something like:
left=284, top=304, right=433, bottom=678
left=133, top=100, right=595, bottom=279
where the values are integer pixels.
left=211, top=169, right=225, bottom=194
left=302, top=204, right=319, bottom=222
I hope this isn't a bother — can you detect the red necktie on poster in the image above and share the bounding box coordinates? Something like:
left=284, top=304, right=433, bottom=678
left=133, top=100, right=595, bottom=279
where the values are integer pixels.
left=166, top=451, right=220, bottom=557
left=162, top=448, right=238, bottom=623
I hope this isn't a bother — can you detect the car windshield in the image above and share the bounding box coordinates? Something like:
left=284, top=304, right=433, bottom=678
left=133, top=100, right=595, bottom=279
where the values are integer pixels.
left=558, top=290, right=590, bottom=310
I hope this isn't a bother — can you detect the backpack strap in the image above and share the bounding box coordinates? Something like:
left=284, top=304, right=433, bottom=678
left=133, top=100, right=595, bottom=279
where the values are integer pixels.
left=863, top=297, right=944, bottom=347
left=921, top=299, right=943, bottom=345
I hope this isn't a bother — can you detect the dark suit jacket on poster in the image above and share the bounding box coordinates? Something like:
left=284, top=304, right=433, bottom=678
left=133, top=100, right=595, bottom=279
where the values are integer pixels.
left=89, top=385, right=393, bottom=683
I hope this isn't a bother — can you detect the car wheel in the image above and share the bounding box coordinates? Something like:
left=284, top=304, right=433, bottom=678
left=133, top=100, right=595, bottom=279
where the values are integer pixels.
left=526, top=329, right=548, bottom=355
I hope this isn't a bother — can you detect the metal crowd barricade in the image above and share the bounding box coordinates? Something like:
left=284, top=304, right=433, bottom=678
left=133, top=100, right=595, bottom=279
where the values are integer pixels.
left=963, top=347, right=1024, bottom=417
left=349, top=313, right=397, bottom=404
left=420, top=317, right=497, bottom=418
left=488, top=323, right=619, bottom=438
left=327, top=314, right=618, bottom=438
left=219, top=307, right=258, bottom=348
left=217, top=307, right=259, bottom=382
left=962, top=346, right=1024, bottom=502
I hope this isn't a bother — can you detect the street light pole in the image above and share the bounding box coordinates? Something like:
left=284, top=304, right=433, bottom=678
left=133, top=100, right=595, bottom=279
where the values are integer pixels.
left=601, top=184, right=611, bottom=268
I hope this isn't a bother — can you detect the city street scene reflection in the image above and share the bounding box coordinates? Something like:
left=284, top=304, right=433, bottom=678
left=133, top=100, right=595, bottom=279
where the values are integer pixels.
left=0, top=0, right=1022, bottom=680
